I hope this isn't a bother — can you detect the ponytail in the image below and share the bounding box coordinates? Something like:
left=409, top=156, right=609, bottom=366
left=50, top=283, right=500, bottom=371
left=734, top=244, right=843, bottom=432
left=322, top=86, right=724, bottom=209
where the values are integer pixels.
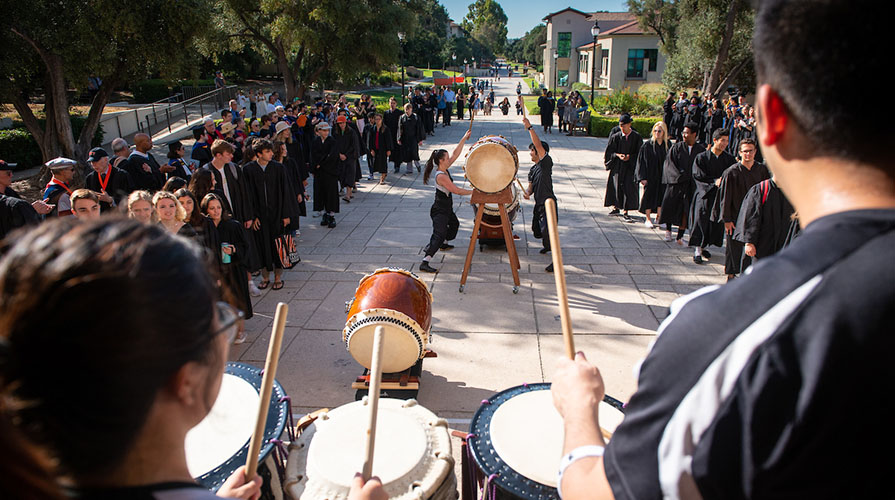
left=424, top=149, right=445, bottom=185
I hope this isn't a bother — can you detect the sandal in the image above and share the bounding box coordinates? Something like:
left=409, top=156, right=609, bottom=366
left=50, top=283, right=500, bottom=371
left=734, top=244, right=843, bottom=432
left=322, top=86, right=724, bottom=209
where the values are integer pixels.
left=272, top=281, right=284, bottom=290
left=257, top=280, right=270, bottom=289
left=342, top=197, right=351, bottom=203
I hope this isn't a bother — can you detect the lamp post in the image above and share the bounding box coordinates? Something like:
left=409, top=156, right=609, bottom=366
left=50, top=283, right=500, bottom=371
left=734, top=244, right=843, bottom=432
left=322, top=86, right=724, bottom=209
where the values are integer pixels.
left=464, top=58, right=468, bottom=77
left=590, top=20, right=600, bottom=107
left=553, top=52, right=558, bottom=92
left=452, top=53, right=457, bottom=90
left=398, top=31, right=406, bottom=105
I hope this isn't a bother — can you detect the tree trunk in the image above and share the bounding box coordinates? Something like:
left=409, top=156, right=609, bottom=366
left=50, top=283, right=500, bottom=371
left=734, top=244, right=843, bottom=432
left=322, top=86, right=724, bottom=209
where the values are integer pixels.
left=75, top=75, right=119, bottom=161
left=711, top=57, right=751, bottom=97
left=706, top=0, right=740, bottom=99
left=273, top=42, right=300, bottom=101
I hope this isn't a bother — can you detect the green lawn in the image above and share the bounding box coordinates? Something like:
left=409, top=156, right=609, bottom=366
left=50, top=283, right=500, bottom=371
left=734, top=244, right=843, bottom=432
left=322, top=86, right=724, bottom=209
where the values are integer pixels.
left=421, top=69, right=462, bottom=78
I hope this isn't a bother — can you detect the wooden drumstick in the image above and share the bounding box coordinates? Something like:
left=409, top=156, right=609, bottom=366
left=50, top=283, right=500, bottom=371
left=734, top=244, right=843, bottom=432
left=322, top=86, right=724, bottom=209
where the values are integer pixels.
left=245, top=302, right=289, bottom=480
left=545, top=199, right=574, bottom=359
left=362, top=326, right=386, bottom=480
left=520, top=95, right=526, bottom=117
left=467, top=108, right=475, bottom=134
left=515, top=177, right=526, bottom=192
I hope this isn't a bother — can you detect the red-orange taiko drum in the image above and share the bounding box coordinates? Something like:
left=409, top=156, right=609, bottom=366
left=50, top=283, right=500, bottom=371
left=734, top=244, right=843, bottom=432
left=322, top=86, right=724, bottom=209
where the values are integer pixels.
left=343, top=268, right=433, bottom=373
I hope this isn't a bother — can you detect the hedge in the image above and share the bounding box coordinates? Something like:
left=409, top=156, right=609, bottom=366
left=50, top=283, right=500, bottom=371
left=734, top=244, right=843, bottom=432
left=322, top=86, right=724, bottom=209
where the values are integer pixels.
left=0, top=116, right=104, bottom=170
left=589, top=115, right=660, bottom=137
left=132, top=78, right=218, bottom=103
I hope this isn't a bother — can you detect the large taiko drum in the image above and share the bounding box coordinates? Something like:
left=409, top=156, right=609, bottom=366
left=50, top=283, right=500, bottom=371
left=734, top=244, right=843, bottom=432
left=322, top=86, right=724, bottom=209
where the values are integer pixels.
left=472, top=183, right=521, bottom=227
left=186, top=362, right=292, bottom=498
left=344, top=268, right=433, bottom=373
left=464, top=135, right=519, bottom=194
left=466, top=383, right=625, bottom=500
left=285, top=398, right=455, bottom=500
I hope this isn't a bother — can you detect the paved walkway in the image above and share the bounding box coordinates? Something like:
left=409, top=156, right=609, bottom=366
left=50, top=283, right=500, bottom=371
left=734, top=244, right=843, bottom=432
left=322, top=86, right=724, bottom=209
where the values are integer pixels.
left=229, top=76, right=727, bottom=422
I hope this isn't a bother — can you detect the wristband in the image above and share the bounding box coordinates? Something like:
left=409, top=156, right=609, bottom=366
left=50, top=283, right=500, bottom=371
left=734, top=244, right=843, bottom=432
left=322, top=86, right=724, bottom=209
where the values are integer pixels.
left=556, top=445, right=605, bottom=499
left=527, top=126, right=532, bottom=131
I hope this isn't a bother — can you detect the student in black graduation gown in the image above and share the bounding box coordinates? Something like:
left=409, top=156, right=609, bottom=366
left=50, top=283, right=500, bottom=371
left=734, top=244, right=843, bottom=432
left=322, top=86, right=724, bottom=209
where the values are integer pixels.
left=688, top=128, right=737, bottom=263
left=166, top=141, right=194, bottom=181
left=663, top=92, right=674, bottom=129
left=537, top=90, right=555, bottom=133
left=0, top=194, right=40, bottom=239
left=274, top=140, right=305, bottom=235
left=122, top=133, right=167, bottom=192
left=603, top=114, right=643, bottom=221
left=735, top=177, right=796, bottom=268
left=383, top=98, right=403, bottom=175
left=397, top=103, right=425, bottom=174
left=190, top=127, right=214, bottom=166
left=368, top=113, right=394, bottom=186
left=635, top=122, right=669, bottom=227
left=84, top=147, right=133, bottom=213
left=522, top=116, right=558, bottom=270
left=418, top=130, right=474, bottom=273
left=311, top=122, right=340, bottom=228
left=201, top=193, right=253, bottom=344
left=713, top=138, right=771, bottom=278
left=243, top=138, right=292, bottom=290
left=659, top=122, right=705, bottom=244
left=332, top=115, right=359, bottom=202
left=703, top=100, right=726, bottom=146
left=174, top=188, right=221, bottom=268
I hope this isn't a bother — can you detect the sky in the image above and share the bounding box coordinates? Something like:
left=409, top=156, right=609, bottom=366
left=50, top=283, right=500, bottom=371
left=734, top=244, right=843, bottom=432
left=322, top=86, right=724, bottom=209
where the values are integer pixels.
left=440, top=0, right=630, bottom=39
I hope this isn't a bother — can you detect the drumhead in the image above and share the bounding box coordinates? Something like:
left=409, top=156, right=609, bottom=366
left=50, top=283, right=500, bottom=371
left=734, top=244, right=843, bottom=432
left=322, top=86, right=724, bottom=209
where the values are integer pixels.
left=469, top=383, right=625, bottom=500
left=465, top=139, right=519, bottom=194
left=186, top=362, right=289, bottom=492
left=344, top=308, right=427, bottom=373
left=286, top=399, right=453, bottom=500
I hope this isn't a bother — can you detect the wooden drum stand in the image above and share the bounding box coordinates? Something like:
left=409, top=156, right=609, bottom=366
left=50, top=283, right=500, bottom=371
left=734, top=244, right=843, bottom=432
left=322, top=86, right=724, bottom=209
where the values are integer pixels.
left=459, top=186, right=522, bottom=294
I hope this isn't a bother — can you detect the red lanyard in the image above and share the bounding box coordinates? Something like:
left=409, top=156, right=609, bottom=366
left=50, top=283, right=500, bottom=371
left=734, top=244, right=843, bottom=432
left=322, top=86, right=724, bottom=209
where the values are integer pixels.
left=49, top=178, right=73, bottom=195
left=98, top=167, right=112, bottom=192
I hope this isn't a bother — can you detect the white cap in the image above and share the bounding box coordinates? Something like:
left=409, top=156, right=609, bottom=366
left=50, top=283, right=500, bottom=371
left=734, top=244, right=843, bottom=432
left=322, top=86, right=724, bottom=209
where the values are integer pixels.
left=46, top=157, right=77, bottom=170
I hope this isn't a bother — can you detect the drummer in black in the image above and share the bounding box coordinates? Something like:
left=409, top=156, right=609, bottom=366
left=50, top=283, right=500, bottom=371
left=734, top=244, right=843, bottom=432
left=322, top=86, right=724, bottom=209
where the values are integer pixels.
left=521, top=115, right=556, bottom=272
left=419, top=129, right=473, bottom=273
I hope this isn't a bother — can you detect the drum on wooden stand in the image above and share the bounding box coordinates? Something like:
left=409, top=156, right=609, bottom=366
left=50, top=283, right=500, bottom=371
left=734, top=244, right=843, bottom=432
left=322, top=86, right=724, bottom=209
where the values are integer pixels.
left=463, top=383, right=625, bottom=500
left=464, top=135, right=519, bottom=194
left=344, top=268, right=433, bottom=374
left=186, top=362, right=294, bottom=498
left=471, top=183, right=521, bottom=227
left=285, top=398, right=456, bottom=500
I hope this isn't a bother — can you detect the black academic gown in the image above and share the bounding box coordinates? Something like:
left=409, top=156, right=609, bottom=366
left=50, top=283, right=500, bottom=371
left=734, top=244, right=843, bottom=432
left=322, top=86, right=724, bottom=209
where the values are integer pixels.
left=311, top=136, right=340, bottom=214
left=735, top=179, right=795, bottom=263
left=383, top=109, right=402, bottom=167
left=538, top=96, right=555, bottom=127
left=398, top=113, right=424, bottom=162
left=243, top=160, right=292, bottom=271
left=0, top=194, right=40, bottom=240
left=282, top=156, right=306, bottom=225
left=635, top=140, right=667, bottom=212
left=123, top=152, right=165, bottom=192
left=603, top=130, right=643, bottom=211
left=85, top=166, right=134, bottom=213
left=332, top=126, right=359, bottom=188
left=216, top=218, right=253, bottom=320
left=712, top=161, right=771, bottom=274
left=658, top=141, right=705, bottom=227
left=368, top=126, right=394, bottom=174
left=688, top=149, right=736, bottom=248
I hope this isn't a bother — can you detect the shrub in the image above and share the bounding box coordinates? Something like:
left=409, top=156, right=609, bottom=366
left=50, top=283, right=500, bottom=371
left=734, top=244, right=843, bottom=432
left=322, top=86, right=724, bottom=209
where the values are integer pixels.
left=132, top=79, right=173, bottom=103
left=587, top=114, right=660, bottom=137
left=0, top=116, right=104, bottom=170
left=571, top=82, right=592, bottom=92
left=378, top=74, right=393, bottom=86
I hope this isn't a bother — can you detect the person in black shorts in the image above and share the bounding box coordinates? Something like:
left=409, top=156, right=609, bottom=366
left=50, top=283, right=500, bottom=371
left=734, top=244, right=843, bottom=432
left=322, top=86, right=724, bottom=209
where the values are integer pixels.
left=550, top=1, right=895, bottom=498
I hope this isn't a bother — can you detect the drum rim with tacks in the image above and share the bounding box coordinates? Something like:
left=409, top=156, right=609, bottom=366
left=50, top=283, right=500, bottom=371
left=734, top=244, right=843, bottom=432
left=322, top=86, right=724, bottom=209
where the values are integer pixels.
left=187, top=361, right=290, bottom=492
left=285, top=398, right=455, bottom=500
left=467, top=383, right=626, bottom=500
left=464, top=135, right=519, bottom=194
left=343, top=268, right=433, bottom=374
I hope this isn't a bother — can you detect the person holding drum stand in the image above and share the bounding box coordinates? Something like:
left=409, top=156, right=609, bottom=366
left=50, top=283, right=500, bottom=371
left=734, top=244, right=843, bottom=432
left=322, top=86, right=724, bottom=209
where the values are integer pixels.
left=521, top=115, right=557, bottom=272
left=0, top=219, right=261, bottom=499
left=418, top=129, right=474, bottom=273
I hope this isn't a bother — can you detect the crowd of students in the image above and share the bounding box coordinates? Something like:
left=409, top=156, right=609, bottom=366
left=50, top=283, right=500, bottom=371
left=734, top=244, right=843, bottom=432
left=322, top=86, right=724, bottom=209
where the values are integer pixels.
left=603, top=89, right=796, bottom=281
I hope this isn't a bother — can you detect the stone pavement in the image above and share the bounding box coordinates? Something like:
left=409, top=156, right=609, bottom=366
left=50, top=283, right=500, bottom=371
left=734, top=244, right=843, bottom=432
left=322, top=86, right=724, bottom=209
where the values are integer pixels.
left=227, top=76, right=727, bottom=424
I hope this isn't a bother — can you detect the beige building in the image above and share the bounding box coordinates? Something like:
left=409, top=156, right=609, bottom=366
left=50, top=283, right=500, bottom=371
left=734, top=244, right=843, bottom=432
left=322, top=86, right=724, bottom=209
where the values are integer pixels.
left=541, top=9, right=665, bottom=93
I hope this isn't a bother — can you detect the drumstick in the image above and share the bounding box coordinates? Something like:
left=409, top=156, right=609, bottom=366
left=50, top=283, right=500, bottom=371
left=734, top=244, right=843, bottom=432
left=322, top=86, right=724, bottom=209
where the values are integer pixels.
left=245, top=302, right=289, bottom=480
left=362, top=326, right=386, bottom=480
left=467, top=108, right=475, bottom=134
left=515, top=177, right=526, bottom=192
left=545, top=199, right=574, bottom=359
left=520, top=95, right=526, bottom=117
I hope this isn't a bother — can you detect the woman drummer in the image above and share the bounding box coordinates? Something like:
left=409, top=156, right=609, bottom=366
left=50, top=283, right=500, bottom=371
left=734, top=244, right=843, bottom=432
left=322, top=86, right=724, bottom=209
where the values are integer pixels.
left=521, top=115, right=557, bottom=272
left=0, top=218, right=261, bottom=499
left=418, top=129, right=473, bottom=273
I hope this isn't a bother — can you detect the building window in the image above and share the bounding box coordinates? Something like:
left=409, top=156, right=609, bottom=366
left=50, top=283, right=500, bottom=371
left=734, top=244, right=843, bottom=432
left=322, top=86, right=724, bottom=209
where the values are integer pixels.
left=557, top=32, right=572, bottom=58
left=626, top=49, right=658, bottom=78
left=601, top=50, right=609, bottom=77
left=558, top=70, right=569, bottom=87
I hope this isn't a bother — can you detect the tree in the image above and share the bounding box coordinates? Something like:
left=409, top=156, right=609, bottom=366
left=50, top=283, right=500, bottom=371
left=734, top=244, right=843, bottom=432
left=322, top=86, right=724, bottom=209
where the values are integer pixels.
left=402, top=0, right=451, bottom=68
left=0, top=0, right=211, bottom=174
left=462, top=0, right=508, bottom=55
left=207, top=0, right=416, bottom=100
left=505, top=24, right=546, bottom=65
left=628, top=0, right=754, bottom=96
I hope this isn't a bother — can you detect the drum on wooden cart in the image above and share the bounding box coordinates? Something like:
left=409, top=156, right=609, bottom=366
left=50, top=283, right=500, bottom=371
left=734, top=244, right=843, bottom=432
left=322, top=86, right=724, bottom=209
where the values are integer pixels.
left=285, top=398, right=456, bottom=500
left=461, top=383, right=625, bottom=500
left=186, top=362, right=294, bottom=499
left=464, top=135, right=519, bottom=194
left=470, top=183, right=521, bottom=250
left=344, top=268, right=434, bottom=399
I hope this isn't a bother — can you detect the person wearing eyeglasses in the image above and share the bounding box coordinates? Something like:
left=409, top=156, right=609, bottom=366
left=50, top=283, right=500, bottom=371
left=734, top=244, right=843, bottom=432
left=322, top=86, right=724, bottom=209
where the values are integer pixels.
left=0, top=218, right=261, bottom=499
left=419, top=130, right=473, bottom=273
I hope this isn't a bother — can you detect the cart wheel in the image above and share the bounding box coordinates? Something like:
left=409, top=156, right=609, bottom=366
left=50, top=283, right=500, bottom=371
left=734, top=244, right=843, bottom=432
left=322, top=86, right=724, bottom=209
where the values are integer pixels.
left=513, top=286, right=520, bottom=294
left=459, top=284, right=465, bottom=293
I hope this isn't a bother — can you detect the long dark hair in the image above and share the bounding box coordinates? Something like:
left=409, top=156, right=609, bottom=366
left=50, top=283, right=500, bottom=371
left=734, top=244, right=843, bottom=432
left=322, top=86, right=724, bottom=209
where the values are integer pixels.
left=0, top=218, right=216, bottom=478
left=174, top=188, right=204, bottom=228
left=423, top=149, right=448, bottom=185
left=200, top=192, right=231, bottom=222
left=188, top=168, right=214, bottom=204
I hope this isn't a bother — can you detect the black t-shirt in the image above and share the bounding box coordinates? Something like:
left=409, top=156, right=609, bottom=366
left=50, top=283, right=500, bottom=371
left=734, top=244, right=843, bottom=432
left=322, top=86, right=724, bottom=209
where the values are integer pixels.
left=527, top=154, right=555, bottom=206
left=604, top=209, right=895, bottom=499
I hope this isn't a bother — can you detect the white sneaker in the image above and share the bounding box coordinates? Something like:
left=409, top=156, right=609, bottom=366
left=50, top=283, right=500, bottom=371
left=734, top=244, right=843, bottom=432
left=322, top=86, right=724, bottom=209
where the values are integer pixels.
left=644, top=219, right=654, bottom=228
left=664, top=230, right=672, bottom=242
left=312, top=211, right=322, bottom=218
left=249, top=280, right=262, bottom=297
